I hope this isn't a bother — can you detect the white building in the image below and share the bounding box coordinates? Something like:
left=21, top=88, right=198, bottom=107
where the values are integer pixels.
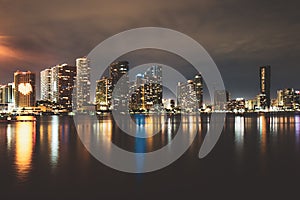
left=40, top=68, right=52, bottom=101
left=75, top=57, right=91, bottom=111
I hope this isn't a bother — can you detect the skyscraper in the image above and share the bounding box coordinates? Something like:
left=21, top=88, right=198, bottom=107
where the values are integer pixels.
left=76, top=57, right=91, bottom=111
left=128, top=66, right=163, bottom=111
left=214, top=90, right=229, bottom=111
left=144, top=65, right=163, bottom=108
left=0, top=83, right=14, bottom=104
left=129, top=74, right=146, bottom=111
left=40, top=64, right=76, bottom=112
left=52, top=64, right=77, bottom=112
left=110, top=61, right=129, bottom=86
left=109, top=61, right=129, bottom=110
left=14, top=71, right=36, bottom=107
left=260, top=66, right=271, bottom=109
left=95, top=77, right=112, bottom=111
left=40, top=68, right=52, bottom=101
left=177, top=80, right=197, bottom=113
left=194, top=74, right=203, bottom=109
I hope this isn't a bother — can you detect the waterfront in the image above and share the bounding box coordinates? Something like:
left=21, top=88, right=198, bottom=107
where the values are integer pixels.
left=1, top=113, right=300, bottom=199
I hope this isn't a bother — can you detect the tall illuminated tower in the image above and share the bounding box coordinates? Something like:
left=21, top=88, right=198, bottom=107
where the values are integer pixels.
left=109, top=61, right=129, bottom=109
left=51, top=64, right=77, bottom=112
left=259, top=66, right=271, bottom=109
left=76, top=57, right=91, bottom=111
left=194, top=74, right=203, bottom=109
left=110, top=61, right=129, bottom=86
left=95, top=77, right=112, bottom=111
left=14, top=71, right=36, bottom=107
left=40, top=68, right=52, bottom=101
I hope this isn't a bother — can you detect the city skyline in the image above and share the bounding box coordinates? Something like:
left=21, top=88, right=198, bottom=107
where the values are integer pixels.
left=2, top=61, right=300, bottom=114
left=1, top=1, right=300, bottom=199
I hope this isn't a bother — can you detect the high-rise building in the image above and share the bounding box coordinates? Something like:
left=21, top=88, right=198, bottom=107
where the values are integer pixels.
left=110, top=61, right=129, bottom=86
left=76, top=57, right=91, bottom=111
left=128, top=66, right=163, bottom=111
left=40, top=68, right=52, bottom=101
left=144, top=65, right=163, bottom=108
left=5, top=83, right=15, bottom=105
left=177, top=80, right=197, bottom=113
left=0, top=83, right=14, bottom=111
left=0, top=85, right=5, bottom=104
left=194, top=74, right=203, bottom=109
left=277, top=90, right=284, bottom=108
left=40, top=64, right=76, bottom=112
left=260, top=66, right=271, bottom=109
left=214, top=90, right=230, bottom=111
left=129, top=74, right=146, bottom=111
left=53, top=64, right=77, bottom=112
left=14, top=71, right=36, bottom=107
left=95, top=77, right=112, bottom=111
left=109, top=61, right=129, bottom=110
left=276, top=88, right=300, bottom=110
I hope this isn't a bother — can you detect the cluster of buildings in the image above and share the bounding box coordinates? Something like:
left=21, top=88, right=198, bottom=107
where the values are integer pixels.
left=0, top=57, right=91, bottom=115
left=0, top=61, right=299, bottom=115
left=224, top=66, right=300, bottom=113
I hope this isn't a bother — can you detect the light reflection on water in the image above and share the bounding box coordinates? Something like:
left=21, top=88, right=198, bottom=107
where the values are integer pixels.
left=2, top=114, right=300, bottom=183
left=15, top=120, right=35, bottom=182
left=234, top=116, right=244, bottom=146
left=50, top=116, right=59, bottom=168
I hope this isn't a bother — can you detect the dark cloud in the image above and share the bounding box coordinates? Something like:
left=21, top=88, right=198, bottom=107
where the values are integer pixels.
left=0, top=0, right=299, bottom=100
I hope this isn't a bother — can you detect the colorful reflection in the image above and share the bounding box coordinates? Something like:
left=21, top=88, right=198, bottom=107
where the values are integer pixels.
left=15, top=119, right=36, bottom=182
left=6, top=124, right=13, bottom=151
left=295, top=115, right=300, bottom=147
left=135, top=115, right=146, bottom=171
left=234, top=116, right=244, bottom=146
left=50, top=116, right=59, bottom=168
left=257, top=115, right=267, bottom=155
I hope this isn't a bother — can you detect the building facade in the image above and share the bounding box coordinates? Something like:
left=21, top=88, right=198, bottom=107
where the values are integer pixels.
left=109, top=61, right=129, bottom=110
left=276, top=88, right=300, bottom=110
left=76, top=57, right=91, bottom=111
left=128, top=66, right=163, bottom=112
left=14, top=71, right=36, bottom=107
left=40, top=68, right=52, bottom=101
left=214, top=90, right=229, bottom=111
left=194, top=74, right=203, bottom=109
left=40, top=64, right=76, bottom=112
left=95, top=77, right=112, bottom=111
left=259, top=66, right=271, bottom=109
left=177, top=80, right=197, bottom=113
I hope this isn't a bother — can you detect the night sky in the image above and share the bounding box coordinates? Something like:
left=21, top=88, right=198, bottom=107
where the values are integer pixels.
left=0, top=0, right=299, bottom=100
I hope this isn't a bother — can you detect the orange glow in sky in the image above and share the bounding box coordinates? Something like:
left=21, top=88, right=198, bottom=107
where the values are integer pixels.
left=0, top=35, right=18, bottom=59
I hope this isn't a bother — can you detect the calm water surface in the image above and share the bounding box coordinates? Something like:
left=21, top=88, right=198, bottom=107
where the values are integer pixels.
left=0, top=113, right=300, bottom=199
